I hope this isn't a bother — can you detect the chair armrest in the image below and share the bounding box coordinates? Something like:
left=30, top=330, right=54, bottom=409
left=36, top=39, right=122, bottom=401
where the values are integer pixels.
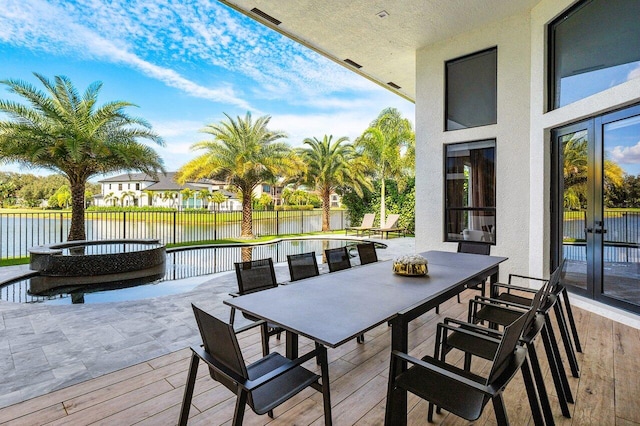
left=234, top=319, right=267, bottom=334
left=508, top=273, right=548, bottom=284
left=443, top=317, right=504, bottom=338
left=473, top=295, right=531, bottom=310
left=490, top=282, right=538, bottom=294
left=229, top=292, right=240, bottom=298
left=437, top=322, right=502, bottom=344
left=390, top=351, right=492, bottom=396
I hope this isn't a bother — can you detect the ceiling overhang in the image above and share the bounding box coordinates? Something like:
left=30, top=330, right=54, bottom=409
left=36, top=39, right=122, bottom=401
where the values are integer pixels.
left=218, top=1, right=540, bottom=102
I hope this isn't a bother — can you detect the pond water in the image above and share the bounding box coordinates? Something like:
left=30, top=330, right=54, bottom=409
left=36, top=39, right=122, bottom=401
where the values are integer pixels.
left=0, top=239, right=384, bottom=305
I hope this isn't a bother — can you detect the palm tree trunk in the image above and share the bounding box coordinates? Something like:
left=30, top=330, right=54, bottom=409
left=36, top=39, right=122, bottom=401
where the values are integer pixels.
left=322, top=189, right=331, bottom=232
left=241, top=189, right=254, bottom=238
left=68, top=180, right=87, bottom=241
left=380, top=178, right=386, bottom=227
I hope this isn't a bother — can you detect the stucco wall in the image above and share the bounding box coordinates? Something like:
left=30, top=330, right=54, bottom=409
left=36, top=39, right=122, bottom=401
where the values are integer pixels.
left=415, top=12, right=532, bottom=277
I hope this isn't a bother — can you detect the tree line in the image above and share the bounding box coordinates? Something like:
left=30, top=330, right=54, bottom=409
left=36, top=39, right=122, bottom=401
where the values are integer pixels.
left=0, top=73, right=415, bottom=241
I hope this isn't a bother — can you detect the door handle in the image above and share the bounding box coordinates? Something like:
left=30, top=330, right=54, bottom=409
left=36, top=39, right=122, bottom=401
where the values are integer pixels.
left=584, top=227, right=593, bottom=233
left=594, top=228, right=607, bottom=234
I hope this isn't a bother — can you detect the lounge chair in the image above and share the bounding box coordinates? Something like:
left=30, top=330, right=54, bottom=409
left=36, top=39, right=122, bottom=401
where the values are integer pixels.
left=345, top=213, right=376, bottom=236
left=371, top=214, right=404, bottom=239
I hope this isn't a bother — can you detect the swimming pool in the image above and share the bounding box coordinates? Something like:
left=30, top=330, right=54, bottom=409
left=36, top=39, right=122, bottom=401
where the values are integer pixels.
left=1, top=238, right=385, bottom=305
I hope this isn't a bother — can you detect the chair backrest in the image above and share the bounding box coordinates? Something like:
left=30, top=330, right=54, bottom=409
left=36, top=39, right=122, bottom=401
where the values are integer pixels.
left=325, top=246, right=352, bottom=272
left=382, top=214, right=400, bottom=229
left=191, top=304, right=248, bottom=393
left=356, top=242, right=378, bottom=265
left=234, top=258, right=277, bottom=295
left=360, top=213, right=376, bottom=228
left=540, top=260, right=565, bottom=312
left=457, top=241, right=491, bottom=255
left=486, top=307, right=530, bottom=384
left=287, top=252, right=319, bottom=281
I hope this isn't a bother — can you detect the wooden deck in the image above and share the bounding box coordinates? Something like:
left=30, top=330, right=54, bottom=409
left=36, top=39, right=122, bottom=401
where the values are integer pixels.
left=1, top=290, right=639, bottom=426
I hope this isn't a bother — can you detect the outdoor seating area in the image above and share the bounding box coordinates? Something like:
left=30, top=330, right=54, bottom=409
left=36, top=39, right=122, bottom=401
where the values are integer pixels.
left=1, top=288, right=638, bottom=425
left=1, top=238, right=639, bottom=425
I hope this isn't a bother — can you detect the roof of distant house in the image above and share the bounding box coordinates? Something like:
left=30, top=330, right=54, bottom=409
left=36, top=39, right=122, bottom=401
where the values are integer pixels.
left=99, top=172, right=226, bottom=191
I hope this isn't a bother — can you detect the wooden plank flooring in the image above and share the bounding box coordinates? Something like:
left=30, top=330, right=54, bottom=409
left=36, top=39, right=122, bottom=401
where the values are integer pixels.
left=1, top=290, right=639, bottom=426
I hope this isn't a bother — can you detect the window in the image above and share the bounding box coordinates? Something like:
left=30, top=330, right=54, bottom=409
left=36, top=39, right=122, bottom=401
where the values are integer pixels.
left=444, top=140, right=496, bottom=243
left=118, top=184, right=122, bottom=191
left=549, top=0, right=640, bottom=110
left=445, top=48, right=497, bottom=130
left=136, top=183, right=140, bottom=190
left=108, top=184, right=111, bottom=190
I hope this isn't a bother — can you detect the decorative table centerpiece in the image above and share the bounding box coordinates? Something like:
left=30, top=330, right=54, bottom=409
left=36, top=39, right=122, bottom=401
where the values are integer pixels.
left=392, top=254, right=428, bottom=276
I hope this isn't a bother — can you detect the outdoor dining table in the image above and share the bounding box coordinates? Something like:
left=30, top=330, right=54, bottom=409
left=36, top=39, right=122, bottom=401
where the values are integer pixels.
left=224, top=250, right=507, bottom=425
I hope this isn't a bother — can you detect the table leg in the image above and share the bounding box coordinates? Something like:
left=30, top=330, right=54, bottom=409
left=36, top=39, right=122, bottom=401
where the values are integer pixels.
left=489, top=268, right=500, bottom=299
left=316, top=343, right=333, bottom=426
left=385, top=315, right=408, bottom=426
left=286, top=330, right=299, bottom=359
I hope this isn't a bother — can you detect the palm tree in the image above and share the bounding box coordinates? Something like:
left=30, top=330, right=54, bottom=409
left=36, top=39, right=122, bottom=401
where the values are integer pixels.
left=210, top=190, right=227, bottom=211
left=198, top=189, right=212, bottom=209
left=356, top=108, right=415, bottom=225
left=299, top=135, right=372, bottom=231
left=0, top=73, right=164, bottom=240
left=178, top=112, right=293, bottom=238
left=180, top=188, right=195, bottom=209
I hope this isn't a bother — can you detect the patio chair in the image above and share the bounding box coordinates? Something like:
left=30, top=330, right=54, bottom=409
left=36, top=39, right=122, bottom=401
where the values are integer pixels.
left=385, top=306, right=531, bottom=425
left=179, top=305, right=331, bottom=426
left=356, top=242, right=378, bottom=265
left=287, top=251, right=319, bottom=282
left=231, top=258, right=283, bottom=356
left=494, top=258, right=582, bottom=375
left=345, top=213, right=376, bottom=236
left=371, top=214, right=403, bottom=239
left=324, top=246, right=352, bottom=272
left=470, top=261, right=575, bottom=418
left=432, top=280, right=552, bottom=425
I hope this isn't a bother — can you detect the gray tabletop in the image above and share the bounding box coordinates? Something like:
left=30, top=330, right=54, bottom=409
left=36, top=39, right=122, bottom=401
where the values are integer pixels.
left=225, top=250, right=507, bottom=348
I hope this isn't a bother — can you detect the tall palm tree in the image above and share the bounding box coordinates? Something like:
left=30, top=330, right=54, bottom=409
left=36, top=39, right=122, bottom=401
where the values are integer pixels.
left=356, top=108, right=415, bottom=224
left=299, top=135, right=372, bottom=231
left=178, top=112, right=294, bottom=238
left=0, top=73, right=164, bottom=240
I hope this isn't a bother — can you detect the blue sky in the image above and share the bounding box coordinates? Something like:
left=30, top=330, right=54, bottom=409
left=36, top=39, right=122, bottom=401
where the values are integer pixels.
left=0, top=0, right=414, bottom=178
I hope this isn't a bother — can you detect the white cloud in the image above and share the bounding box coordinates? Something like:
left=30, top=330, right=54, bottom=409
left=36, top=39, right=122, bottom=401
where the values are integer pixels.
left=609, top=141, right=640, bottom=164
left=0, top=0, right=384, bottom=110
left=0, top=0, right=255, bottom=110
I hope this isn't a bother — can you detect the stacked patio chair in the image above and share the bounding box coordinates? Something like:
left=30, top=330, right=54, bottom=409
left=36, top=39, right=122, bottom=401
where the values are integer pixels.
left=432, top=277, right=553, bottom=425
left=493, top=258, right=582, bottom=375
left=469, top=260, right=576, bottom=419
left=179, top=305, right=331, bottom=425
left=287, top=251, right=319, bottom=282
left=345, top=213, right=376, bottom=236
left=324, top=246, right=352, bottom=272
left=356, top=242, right=378, bottom=265
left=231, top=258, right=283, bottom=356
left=385, top=303, right=533, bottom=425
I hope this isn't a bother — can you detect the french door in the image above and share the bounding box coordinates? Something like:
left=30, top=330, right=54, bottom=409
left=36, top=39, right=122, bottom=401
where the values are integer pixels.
left=552, top=104, right=640, bottom=314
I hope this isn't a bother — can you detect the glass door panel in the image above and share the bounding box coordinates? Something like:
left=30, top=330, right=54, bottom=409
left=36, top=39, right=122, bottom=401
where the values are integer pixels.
left=602, top=114, right=640, bottom=306
left=560, top=130, right=589, bottom=291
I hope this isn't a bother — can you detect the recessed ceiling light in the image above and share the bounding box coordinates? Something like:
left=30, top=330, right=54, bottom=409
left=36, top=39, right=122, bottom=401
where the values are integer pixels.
left=376, top=10, right=389, bottom=19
